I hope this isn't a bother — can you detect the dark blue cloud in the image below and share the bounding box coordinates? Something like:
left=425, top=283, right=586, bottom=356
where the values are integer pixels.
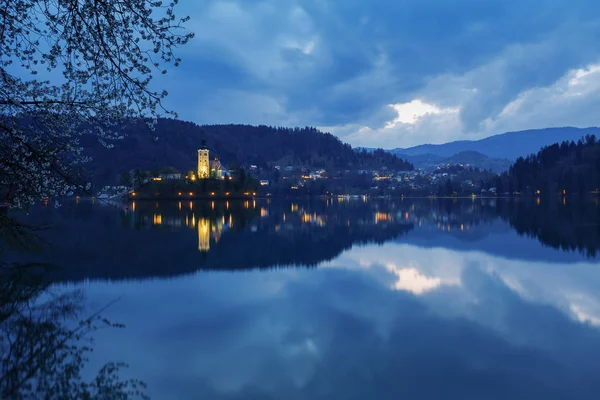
left=164, top=0, right=600, bottom=144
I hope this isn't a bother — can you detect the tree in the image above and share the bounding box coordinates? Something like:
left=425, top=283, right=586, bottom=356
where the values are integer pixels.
left=133, top=169, right=145, bottom=188
left=120, top=171, right=132, bottom=187
left=0, top=0, right=193, bottom=208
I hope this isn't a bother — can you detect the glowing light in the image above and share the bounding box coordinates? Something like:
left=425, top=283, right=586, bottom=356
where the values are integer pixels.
left=375, top=212, right=391, bottom=224
left=153, top=214, right=162, bottom=225
left=198, top=218, right=210, bottom=252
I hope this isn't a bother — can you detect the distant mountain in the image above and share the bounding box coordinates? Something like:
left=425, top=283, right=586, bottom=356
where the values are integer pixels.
left=395, top=150, right=511, bottom=173
left=390, top=127, right=600, bottom=160
left=438, top=151, right=511, bottom=173
left=80, top=119, right=412, bottom=185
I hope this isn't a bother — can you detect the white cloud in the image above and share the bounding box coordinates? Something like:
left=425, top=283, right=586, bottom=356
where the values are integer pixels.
left=386, top=100, right=459, bottom=127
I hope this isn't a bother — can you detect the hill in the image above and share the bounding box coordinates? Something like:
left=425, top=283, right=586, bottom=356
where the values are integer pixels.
left=80, top=119, right=413, bottom=185
left=438, top=151, right=511, bottom=173
left=493, top=134, right=600, bottom=196
left=396, top=151, right=511, bottom=173
left=390, top=127, right=600, bottom=160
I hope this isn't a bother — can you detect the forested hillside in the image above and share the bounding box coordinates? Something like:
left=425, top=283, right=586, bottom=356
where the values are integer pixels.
left=494, top=135, right=600, bottom=196
left=80, top=119, right=412, bottom=184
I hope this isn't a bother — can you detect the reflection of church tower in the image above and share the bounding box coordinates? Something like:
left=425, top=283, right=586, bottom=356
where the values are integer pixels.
left=198, top=218, right=211, bottom=252
left=197, top=139, right=210, bottom=179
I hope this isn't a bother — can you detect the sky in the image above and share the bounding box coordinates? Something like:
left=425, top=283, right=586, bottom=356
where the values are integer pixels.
left=158, top=0, right=600, bottom=148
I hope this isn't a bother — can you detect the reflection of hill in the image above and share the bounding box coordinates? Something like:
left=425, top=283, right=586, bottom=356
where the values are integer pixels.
left=8, top=197, right=599, bottom=282
left=13, top=199, right=413, bottom=281
left=496, top=198, right=600, bottom=257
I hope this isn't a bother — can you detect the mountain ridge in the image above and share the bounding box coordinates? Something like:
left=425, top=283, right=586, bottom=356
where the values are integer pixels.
left=387, top=127, right=600, bottom=160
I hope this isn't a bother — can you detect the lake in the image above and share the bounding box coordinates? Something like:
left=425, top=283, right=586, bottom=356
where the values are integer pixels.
left=3, top=197, right=600, bottom=399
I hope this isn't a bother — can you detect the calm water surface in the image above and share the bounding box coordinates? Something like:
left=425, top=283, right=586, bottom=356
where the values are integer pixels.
left=12, top=198, right=600, bottom=399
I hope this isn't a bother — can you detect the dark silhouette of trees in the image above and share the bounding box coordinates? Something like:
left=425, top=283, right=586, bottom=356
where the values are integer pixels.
left=492, top=135, right=600, bottom=196
left=81, top=120, right=413, bottom=186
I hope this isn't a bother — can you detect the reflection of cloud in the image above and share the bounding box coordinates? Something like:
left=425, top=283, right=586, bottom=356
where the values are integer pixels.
left=82, top=248, right=600, bottom=399
left=387, top=266, right=442, bottom=294
left=570, top=304, right=600, bottom=326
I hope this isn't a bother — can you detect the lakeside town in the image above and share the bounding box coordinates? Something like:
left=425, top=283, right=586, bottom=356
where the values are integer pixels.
left=97, top=140, right=503, bottom=200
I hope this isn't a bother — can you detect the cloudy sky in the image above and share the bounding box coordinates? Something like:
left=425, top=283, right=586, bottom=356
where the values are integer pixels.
left=160, top=0, right=600, bottom=148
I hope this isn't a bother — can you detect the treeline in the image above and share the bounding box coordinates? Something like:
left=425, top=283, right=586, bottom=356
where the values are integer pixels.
left=80, top=119, right=413, bottom=185
left=493, top=135, right=600, bottom=196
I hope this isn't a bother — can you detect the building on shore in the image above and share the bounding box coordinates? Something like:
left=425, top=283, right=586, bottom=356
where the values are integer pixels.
left=197, top=139, right=210, bottom=179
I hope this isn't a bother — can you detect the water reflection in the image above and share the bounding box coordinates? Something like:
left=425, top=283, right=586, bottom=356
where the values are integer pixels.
left=9, top=197, right=599, bottom=283
left=5, top=197, right=600, bottom=399
left=0, top=263, right=147, bottom=399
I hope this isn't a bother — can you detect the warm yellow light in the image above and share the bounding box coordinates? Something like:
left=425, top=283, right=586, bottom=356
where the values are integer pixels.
left=198, top=218, right=210, bottom=252
left=153, top=214, right=162, bottom=225
left=189, top=192, right=194, bottom=196
left=131, top=192, right=136, bottom=196
left=178, top=192, right=182, bottom=196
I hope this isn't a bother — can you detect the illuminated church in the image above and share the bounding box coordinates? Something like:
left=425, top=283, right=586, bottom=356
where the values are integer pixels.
left=197, top=139, right=210, bottom=178
left=197, top=139, right=230, bottom=180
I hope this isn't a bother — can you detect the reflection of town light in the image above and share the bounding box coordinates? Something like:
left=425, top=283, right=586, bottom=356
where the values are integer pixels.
left=198, top=218, right=210, bottom=252
left=291, top=203, right=298, bottom=212
left=153, top=214, right=162, bottom=225
left=211, top=201, right=215, bottom=210
left=132, top=201, right=136, bottom=211
left=461, top=223, right=464, bottom=231
left=253, top=200, right=256, bottom=209
left=261, top=208, right=268, bottom=217
left=536, top=197, right=541, bottom=206
left=178, top=202, right=182, bottom=211
left=226, top=201, right=229, bottom=210
left=189, top=201, right=193, bottom=210
left=192, top=214, right=196, bottom=228
left=229, top=214, right=233, bottom=227
left=375, top=212, right=391, bottom=224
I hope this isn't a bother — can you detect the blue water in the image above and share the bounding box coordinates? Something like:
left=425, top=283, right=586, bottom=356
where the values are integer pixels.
left=23, top=198, right=600, bottom=399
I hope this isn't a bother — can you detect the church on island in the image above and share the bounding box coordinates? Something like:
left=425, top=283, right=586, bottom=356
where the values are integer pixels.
left=197, top=139, right=230, bottom=180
